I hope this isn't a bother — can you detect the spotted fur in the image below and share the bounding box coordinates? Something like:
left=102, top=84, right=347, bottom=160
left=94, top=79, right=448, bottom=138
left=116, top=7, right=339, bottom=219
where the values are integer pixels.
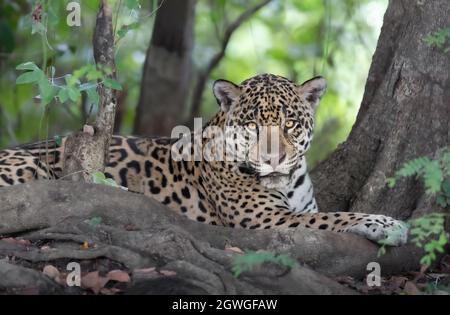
left=0, top=74, right=407, bottom=246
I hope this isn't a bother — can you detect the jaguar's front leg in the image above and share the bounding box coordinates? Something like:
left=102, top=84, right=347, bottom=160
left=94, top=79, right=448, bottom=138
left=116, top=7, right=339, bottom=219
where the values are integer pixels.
left=288, top=212, right=409, bottom=246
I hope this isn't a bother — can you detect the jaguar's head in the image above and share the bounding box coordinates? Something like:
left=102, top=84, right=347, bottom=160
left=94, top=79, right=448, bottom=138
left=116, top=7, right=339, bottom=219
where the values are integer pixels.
left=212, top=73, right=326, bottom=189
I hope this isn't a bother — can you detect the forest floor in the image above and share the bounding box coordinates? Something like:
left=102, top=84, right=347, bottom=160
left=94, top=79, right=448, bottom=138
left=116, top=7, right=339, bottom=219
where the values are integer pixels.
left=0, top=235, right=449, bottom=295
left=336, top=257, right=450, bottom=295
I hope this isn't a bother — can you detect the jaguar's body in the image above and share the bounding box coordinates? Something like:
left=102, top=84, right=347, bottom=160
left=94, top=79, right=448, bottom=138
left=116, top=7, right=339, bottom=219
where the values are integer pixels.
left=0, top=74, right=408, bottom=245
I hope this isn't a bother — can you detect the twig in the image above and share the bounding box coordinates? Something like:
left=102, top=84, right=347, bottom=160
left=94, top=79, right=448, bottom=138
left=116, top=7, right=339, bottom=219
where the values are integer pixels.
left=62, top=0, right=117, bottom=182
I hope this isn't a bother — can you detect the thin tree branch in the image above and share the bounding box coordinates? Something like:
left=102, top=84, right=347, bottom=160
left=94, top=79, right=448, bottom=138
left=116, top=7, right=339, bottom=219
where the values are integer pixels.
left=93, top=0, right=117, bottom=136
left=62, top=0, right=117, bottom=182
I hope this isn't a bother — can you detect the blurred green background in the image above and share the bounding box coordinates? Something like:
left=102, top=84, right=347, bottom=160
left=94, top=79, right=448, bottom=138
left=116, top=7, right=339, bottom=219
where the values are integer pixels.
left=0, top=0, right=388, bottom=167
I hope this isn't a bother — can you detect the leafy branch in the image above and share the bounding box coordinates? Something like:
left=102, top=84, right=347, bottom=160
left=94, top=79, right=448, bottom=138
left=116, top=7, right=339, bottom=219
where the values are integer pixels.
left=409, top=213, right=448, bottom=266
left=385, top=148, right=450, bottom=266
left=386, top=148, right=450, bottom=200
left=424, top=27, right=450, bottom=54
left=15, top=62, right=122, bottom=108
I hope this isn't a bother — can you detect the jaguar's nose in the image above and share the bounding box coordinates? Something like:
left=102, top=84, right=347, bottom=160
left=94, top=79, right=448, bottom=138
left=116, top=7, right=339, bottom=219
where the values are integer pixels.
left=261, top=152, right=286, bottom=168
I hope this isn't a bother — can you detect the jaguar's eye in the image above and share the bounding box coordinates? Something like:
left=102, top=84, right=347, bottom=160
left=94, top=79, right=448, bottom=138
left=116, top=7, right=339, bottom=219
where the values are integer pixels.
left=285, top=120, right=296, bottom=129
left=246, top=122, right=258, bottom=131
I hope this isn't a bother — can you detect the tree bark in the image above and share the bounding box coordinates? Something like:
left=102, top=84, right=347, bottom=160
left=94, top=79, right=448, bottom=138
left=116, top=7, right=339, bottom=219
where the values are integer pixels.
left=311, top=0, right=450, bottom=220
left=62, top=0, right=117, bottom=182
left=133, top=0, right=196, bottom=136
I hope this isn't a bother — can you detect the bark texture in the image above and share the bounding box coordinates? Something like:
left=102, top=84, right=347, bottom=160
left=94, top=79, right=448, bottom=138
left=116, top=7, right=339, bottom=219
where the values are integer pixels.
left=62, top=0, right=117, bottom=182
left=311, top=0, right=450, bottom=220
left=133, top=0, right=196, bottom=136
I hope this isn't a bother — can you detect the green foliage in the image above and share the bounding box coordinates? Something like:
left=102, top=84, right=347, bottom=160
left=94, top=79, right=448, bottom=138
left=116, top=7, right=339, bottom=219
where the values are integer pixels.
left=386, top=149, right=450, bottom=197
left=54, top=135, right=62, bottom=146
left=386, top=149, right=450, bottom=266
left=15, top=61, right=56, bottom=105
left=231, top=251, right=297, bottom=277
left=92, top=171, right=119, bottom=187
left=409, top=213, right=448, bottom=266
left=117, top=22, right=139, bottom=39
left=424, top=27, right=450, bottom=54
left=15, top=61, right=122, bottom=108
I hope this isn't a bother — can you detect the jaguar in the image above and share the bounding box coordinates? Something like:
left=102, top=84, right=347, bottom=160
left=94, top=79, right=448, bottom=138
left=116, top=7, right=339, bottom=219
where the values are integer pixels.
left=0, top=74, right=408, bottom=246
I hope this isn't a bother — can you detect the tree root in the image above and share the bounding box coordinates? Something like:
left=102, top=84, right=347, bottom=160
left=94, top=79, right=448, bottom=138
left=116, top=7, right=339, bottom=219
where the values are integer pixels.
left=0, top=181, right=423, bottom=294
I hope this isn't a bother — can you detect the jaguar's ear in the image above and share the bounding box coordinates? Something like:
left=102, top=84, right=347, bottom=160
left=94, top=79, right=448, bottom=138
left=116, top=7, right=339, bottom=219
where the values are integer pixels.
left=213, top=79, right=241, bottom=112
left=297, top=76, right=327, bottom=109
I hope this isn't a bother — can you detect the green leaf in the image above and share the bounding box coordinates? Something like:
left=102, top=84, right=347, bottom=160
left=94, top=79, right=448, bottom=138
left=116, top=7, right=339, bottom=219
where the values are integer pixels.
left=58, top=88, right=69, bottom=103
left=65, top=74, right=80, bottom=87
left=92, top=171, right=106, bottom=183
left=423, top=160, right=443, bottom=195
left=86, top=68, right=103, bottom=81
left=117, top=22, right=139, bottom=39
left=16, top=62, right=39, bottom=71
left=103, top=78, right=122, bottom=90
left=73, top=65, right=90, bottom=79
left=92, top=171, right=119, bottom=187
left=38, top=76, right=57, bottom=105
left=377, top=245, right=386, bottom=258
left=386, top=177, right=396, bottom=188
left=396, top=157, right=430, bottom=177
left=86, top=87, right=99, bottom=107
left=16, top=71, right=41, bottom=84
left=420, top=256, right=431, bottom=266
left=438, top=232, right=448, bottom=246
left=67, top=86, right=81, bottom=102
left=54, top=135, right=62, bottom=146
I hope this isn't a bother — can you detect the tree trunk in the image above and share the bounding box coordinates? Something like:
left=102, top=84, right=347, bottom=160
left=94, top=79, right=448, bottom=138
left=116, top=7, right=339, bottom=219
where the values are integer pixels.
left=311, top=0, right=450, bottom=220
left=133, top=0, right=196, bottom=136
left=62, top=0, right=117, bottom=182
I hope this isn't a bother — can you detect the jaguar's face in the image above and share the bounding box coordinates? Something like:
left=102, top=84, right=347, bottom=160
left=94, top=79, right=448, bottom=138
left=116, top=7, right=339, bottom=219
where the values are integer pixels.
left=213, top=74, right=326, bottom=189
